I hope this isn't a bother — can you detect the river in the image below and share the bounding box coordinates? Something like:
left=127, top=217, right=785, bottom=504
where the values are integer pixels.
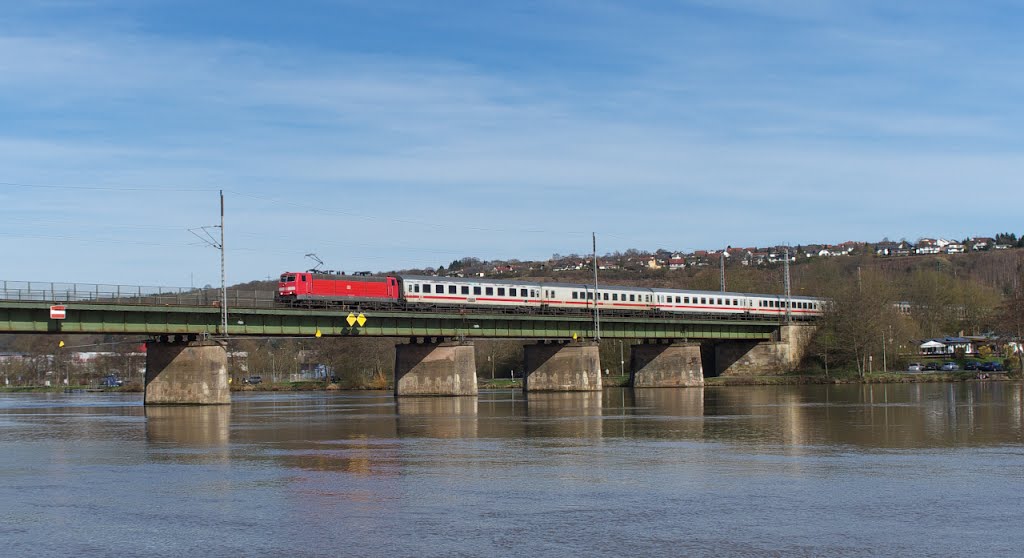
left=2, top=382, right=1023, bottom=557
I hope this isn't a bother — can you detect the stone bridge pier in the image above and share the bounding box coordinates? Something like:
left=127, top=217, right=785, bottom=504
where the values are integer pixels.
left=145, top=336, right=230, bottom=405
left=711, top=324, right=817, bottom=376
left=394, top=339, right=478, bottom=396
left=523, top=341, right=602, bottom=392
left=630, top=341, right=704, bottom=387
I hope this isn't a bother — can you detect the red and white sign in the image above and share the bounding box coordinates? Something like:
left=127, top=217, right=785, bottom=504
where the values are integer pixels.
left=50, top=305, right=66, bottom=320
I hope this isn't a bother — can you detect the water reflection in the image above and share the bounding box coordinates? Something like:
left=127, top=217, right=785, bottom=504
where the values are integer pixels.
left=525, top=391, right=603, bottom=438
left=698, top=382, right=1024, bottom=448
left=145, top=405, right=230, bottom=447
left=395, top=397, right=478, bottom=438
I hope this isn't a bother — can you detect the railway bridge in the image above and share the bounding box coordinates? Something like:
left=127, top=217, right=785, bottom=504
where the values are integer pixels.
left=0, top=280, right=817, bottom=404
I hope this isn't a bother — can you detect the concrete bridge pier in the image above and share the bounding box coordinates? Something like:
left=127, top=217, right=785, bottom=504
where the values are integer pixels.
left=145, top=336, right=230, bottom=405
left=523, top=341, right=602, bottom=392
left=394, top=339, right=478, bottom=396
left=630, top=341, right=704, bottom=387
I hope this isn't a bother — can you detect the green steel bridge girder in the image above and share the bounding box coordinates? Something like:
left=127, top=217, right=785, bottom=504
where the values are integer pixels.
left=0, top=301, right=782, bottom=340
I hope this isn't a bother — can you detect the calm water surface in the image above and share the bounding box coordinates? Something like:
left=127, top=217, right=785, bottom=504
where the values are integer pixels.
left=3, top=383, right=1024, bottom=557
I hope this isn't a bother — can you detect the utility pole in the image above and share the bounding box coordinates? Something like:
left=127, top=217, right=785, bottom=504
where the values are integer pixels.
left=881, top=329, right=887, bottom=373
left=720, top=249, right=726, bottom=292
left=220, top=190, right=227, bottom=337
left=783, top=246, right=792, bottom=324
left=188, top=190, right=228, bottom=337
left=619, top=340, right=624, bottom=376
left=593, top=232, right=600, bottom=342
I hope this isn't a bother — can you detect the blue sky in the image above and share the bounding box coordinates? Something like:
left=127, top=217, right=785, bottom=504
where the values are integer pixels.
left=2, top=1, right=1022, bottom=286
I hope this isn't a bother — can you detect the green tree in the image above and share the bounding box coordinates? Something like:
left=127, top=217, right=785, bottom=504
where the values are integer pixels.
left=814, top=268, right=899, bottom=376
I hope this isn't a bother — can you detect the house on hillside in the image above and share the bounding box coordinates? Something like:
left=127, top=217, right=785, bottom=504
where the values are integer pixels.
left=969, top=237, right=995, bottom=251
left=875, top=241, right=898, bottom=256
left=893, top=241, right=915, bottom=256
left=945, top=242, right=966, bottom=254
left=916, top=238, right=941, bottom=255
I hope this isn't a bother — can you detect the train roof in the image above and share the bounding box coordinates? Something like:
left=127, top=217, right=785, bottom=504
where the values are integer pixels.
left=648, top=287, right=823, bottom=301
left=399, top=275, right=823, bottom=301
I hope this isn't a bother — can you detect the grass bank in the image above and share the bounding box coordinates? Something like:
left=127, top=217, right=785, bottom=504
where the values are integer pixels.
left=704, top=370, right=1007, bottom=386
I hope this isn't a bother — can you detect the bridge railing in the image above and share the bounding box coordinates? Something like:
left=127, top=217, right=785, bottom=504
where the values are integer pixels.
left=0, top=280, right=278, bottom=308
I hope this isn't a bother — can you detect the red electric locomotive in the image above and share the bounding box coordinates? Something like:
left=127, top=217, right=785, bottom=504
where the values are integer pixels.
left=277, top=272, right=400, bottom=304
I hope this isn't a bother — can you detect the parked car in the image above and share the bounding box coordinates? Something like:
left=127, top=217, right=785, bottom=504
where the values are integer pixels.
left=906, top=363, right=923, bottom=372
left=979, top=362, right=1004, bottom=372
left=99, top=375, right=123, bottom=387
left=963, top=361, right=980, bottom=370
left=244, top=375, right=262, bottom=385
left=924, top=362, right=941, bottom=371
left=940, top=362, right=959, bottom=371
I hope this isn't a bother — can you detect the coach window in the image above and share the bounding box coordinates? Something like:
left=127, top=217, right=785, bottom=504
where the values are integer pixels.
left=734, top=299, right=739, bottom=306
left=612, top=293, right=617, bottom=301
left=572, top=292, right=578, bottom=300
left=586, top=292, right=593, bottom=300
left=485, top=287, right=493, bottom=296
left=473, top=286, right=481, bottom=295
left=461, top=286, right=469, bottom=295
left=724, top=299, right=730, bottom=305
left=448, top=285, right=457, bottom=294
left=497, top=288, right=505, bottom=296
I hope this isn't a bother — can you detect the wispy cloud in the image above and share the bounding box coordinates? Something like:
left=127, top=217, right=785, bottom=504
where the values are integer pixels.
left=1, top=2, right=1023, bottom=283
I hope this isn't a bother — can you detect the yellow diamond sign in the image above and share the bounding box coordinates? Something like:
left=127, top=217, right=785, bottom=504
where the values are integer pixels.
left=356, top=313, right=367, bottom=327
left=346, top=313, right=357, bottom=327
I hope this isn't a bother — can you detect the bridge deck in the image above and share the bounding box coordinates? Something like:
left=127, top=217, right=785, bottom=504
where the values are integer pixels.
left=0, top=300, right=787, bottom=340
